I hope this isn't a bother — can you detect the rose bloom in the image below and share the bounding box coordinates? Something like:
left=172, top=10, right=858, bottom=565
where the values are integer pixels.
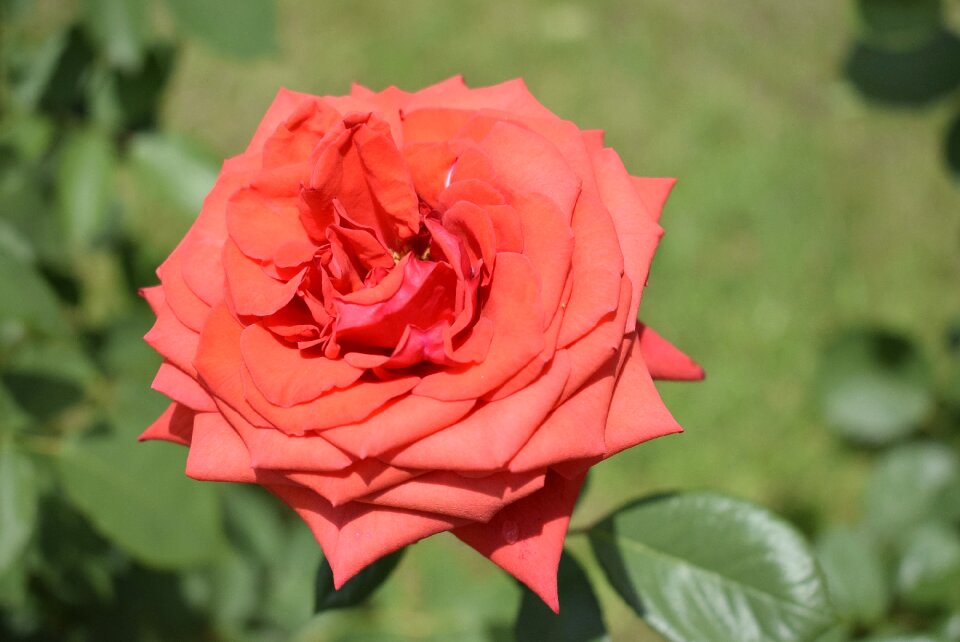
left=140, top=77, right=702, bottom=611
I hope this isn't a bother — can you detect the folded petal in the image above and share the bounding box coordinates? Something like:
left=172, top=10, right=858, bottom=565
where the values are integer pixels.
left=138, top=403, right=195, bottom=446
left=453, top=469, right=586, bottom=613
left=360, top=469, right=546, bottom=522
left=391, top=351, right=569, bottom=471
left=638, top=324, right=705, bottom=381
left=185, top=412, right=256, bottom=483
left=151, top=362, right=216, bottom=412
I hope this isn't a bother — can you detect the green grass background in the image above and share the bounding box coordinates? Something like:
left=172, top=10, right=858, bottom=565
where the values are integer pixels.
left=154, top=1, right=958, bottom=639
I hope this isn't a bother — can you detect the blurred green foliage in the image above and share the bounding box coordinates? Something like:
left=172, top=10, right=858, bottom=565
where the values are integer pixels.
left=0, top=0, right=958, bottom=640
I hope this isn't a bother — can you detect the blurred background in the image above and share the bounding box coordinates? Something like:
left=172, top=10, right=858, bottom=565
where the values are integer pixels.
left=1, top=0, right=958, bottom=640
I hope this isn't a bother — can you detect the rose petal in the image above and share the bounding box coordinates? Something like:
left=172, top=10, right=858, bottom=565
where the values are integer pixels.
left=223, top=240, right=305, bottom=318
left=638, top=324, right=705, bottom=381
left=360, top=469, right=546, bottom=522
left=241, top=364, right=419, bottom=435
left=631, top=176, right=677, bottom=223
left=185, top=412, right=256, bottom=483
left=591, top=148, right=666, bottom=332
left=391, top=351, right=570, bottom=471
left=239, top=323, right=363, bottom=407
left=509, top=352, right=614, bottom=473
left=151, top=362, right=216, bottom=412
left=194, top=303, right=272, bottom=428
left=414, top=252, right=545, bottom=401
left=478, top=121, right=581, bottom=216
left=604, top=335, right=683, bottom=456
left=226, top=187, right=314, bottom=262
left=144, top=302, right=200, bottom=377
left=219, top=401, right=354, bottom=472
left=268, top=485, right=467, bottom=588
left=322, top=395, right=476, bottom=459
left=284, top=460, right=419, bottom=506
left=453, top=469, right=586, bottom=613
left=138, top=403, right=195, bottom=446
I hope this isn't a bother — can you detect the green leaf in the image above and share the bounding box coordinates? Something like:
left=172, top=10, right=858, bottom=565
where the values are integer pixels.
left=221, top=484, right=286, bottom=564
left=81, top=0, right=149, bottom=70
left=315, top=547, right=405, bottom=612
left=855, top=0, right=943, bottom=50
left=815, top=526, right=890, bottom=626
left=58, top=436, right=223, bottom=569
left=57, top=127, right=116, bottom=253
left=0, top=382, right=30, bottom=435
left=161, top=0, right=277, bottom=58
left=12, top=27, right=96, bottom=115
left=0, top=253, right=68, bottom=338
left=0, top=447, right=38, bottom=575
left=820, top=329, right=933, bottom=446
left=865, top=442, right=960, bottom=544
left=514, top=550, right=608, bottom=642
left=589, top=491, right=835, bottom=642
left=263, top=521, right=323, bottom=628
left=127, top=131, right=218, bottom=217
left=946, top=111, right=960, bottom=185
left=844, top=32, right=960, bottom=107
left=896, top=523, right=960, bottom=608
left=860, top=636, right=947, bottom=642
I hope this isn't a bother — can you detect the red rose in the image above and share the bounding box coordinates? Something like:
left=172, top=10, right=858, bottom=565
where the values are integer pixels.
left=140, top=77, right=702, bottom=610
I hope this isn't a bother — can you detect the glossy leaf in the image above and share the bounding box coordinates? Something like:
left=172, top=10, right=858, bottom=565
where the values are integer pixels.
left=815, top=526, right=890, bottom=626
left=514, top=550, right=608, bottom=642
left=0, top=447, right=38, bottom=575
left=855, top=0, right=943, bottom=50
left=57, top=127, right=116, bottom=253
left=589, top=491, right=835, bottom=642
left=314, top=547, right=405, bottom=612
left=865, top=442, right=960, bottom=544
left=819, top=329, right=933, bottom=445
left=896, top=523, right=960, bottom=609
left=58, top=436, right=223, bottom=569
left=81, top=0, right=149, bottom=70
left=161, top=0, right=277, bottom=58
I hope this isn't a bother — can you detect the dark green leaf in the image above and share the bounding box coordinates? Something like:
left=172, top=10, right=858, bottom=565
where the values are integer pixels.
left=0, top=447, right=38, bottom=575
left=856, top=0, right=943, bottom=49
left=221, top=484, right=286, bottom=564
left=264, top=521, right=323, bottom=628
left=896, top=523, right=960, bottom=608
left=815, top=526, right=890, bottom=626
left=11, top=27, right=96, bottom=116
left=127, top=131, right=218, bottom=217
left=0, top=382, right=30, bottom=434
left=945, top=111, right=960, bottom=184
left=161, top=0, right=277, bottom=58
left=0, top=253, right=68, bottom=338
left=865, top=442, right=960, bottom=544
left=589, top=491, right=835, bottom=642
left=315, top=547, right=405, bottom=612
left=57, top=128, right=116, bottom=253
left=820, top=329, right=933, bottom=445
left=81, top=0, right=149, bottom=70
left=514, top=551, right=608, bottom=642
left=113, top=44, right=177, bottom=131
left=58, top=436, right=224, bottom=568
left=860, top=636, right=946, bottom=642
left=844, top=31, right=960, bottom=107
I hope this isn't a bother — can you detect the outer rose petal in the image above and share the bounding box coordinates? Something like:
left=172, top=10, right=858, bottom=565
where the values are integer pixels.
left=151, top=362, right=216, bottom=412
left=454, top=469, right=586, bottom=613
left=139, top=403, right=195, bottom=446
left=638, top=324, right=705, bottom=381
left=632, top=176, right=677, bottom=223
left=185, top=412, right=256, bottom=483
left=268, top=484, right=468, bottom=588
